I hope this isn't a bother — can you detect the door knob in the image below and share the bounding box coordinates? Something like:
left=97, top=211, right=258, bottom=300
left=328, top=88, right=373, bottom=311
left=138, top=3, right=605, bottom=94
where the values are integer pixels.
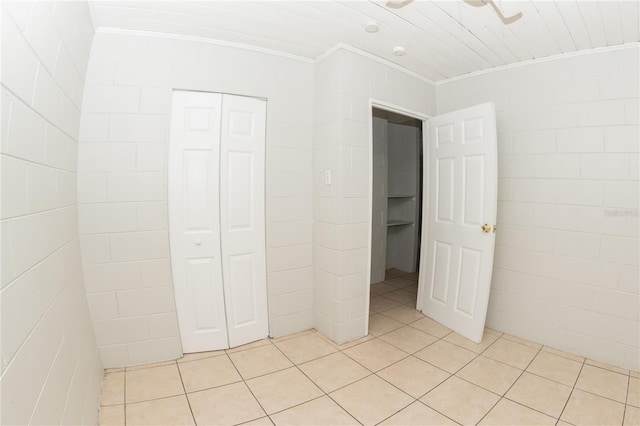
left=195, top=239, right=202, bottom=246
left=481, top=224, right=492, bottom=233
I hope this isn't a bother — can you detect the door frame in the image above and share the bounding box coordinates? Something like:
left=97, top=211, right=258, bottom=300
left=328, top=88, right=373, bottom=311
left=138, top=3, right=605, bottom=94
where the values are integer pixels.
left=365, top=99, right=429, bottom=336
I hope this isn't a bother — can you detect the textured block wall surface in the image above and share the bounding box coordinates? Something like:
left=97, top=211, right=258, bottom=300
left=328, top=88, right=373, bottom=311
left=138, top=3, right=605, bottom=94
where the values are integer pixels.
left=437, top=46, right=639, bottom=370
left=313, top=49, right=436, bottom=344
left=78, top=32, right=315, bottom=367
left=1, top=1, right=102, bottom=424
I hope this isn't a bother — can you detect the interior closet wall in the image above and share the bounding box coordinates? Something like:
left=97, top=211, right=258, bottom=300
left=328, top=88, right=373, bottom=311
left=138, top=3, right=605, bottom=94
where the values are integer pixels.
left=386, top=122, right=421, bottom=273
left=313, top=48, right=435, bottom=344
left=370, top=116, right=388, bottom=284
left=437, top=46, right=639, bottom=370
left=78, top=32, right=314, bottom=367
left=1, top=2, right=102, bottom=424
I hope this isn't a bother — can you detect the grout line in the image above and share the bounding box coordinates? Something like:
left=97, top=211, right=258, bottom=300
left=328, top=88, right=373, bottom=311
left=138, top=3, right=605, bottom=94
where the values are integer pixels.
left=123, top=369, right=127, bottom=426
left=225, top=351, right=271, bottom=422
left=174, top=360, right=197, bottom=425
left=556, top=356, right=587, bottom=423
left=265, top=342, right=364, bottom=425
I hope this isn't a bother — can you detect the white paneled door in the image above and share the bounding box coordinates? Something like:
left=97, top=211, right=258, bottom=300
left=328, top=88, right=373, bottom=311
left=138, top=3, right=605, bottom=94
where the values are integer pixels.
left=219, top=95, right=268, bottom=348
left=419, top=102, right=497, bottom=343
left=169, top=91, right=268, bottom=353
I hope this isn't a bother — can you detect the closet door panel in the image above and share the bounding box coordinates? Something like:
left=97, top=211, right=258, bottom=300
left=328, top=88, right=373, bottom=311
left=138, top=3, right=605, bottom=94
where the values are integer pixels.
left=220, top=94, right=269, bottom=348
left=169, top=90, right=229, bottom=353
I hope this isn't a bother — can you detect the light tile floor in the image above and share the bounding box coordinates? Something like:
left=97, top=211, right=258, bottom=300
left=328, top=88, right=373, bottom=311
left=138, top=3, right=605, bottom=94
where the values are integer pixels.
left=99, top=270, right=639, bottom=426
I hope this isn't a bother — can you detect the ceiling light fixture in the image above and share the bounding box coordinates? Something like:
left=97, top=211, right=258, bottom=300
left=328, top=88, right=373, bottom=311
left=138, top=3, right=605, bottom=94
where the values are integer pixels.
left=365, top=21, right=380, bottom=33
left=463, top=0, right=522, bottom=25
left=392, top=46, right=406, bottom=56
left=386, top=0, right=413, bottom=9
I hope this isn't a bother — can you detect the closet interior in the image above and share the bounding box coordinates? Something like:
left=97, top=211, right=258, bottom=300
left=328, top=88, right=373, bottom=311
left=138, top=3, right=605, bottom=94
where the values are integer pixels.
left=370, top=108, right=423, bottom=296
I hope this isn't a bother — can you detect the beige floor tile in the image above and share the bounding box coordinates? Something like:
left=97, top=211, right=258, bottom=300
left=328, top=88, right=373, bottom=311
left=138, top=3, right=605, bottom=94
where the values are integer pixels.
left=505, top=372, right=572, bottom=418
left=270, top=396, right=358, bottom=425
left=586, top=358, right=630, bottom=375
left=226, top=338, right=272, bottom=354
left=576, top=364, right=629, bottom=403
left=334, top=334, right=376, bottom=350
left=527, top=351, right=583, bottom=386
left=631, top=370, right=639, bottom=379
left=330, top=375, right=413, bottom=426
left=126, top=360, right=176, bottom=371
left=457, top=356, right=522, bottom=395
left=368, top=314, right=404, bottom=336
left=370, top=296, right=401, bottom=313
left=126, top=395, right=194, bottom=426
left=414, top=340, right=477, bottom=373
left=420, top=376, right=500, bottom=425
left=298, top=352, right=370, bottom=393
left=177, top=349, right=226, bottom=363
left=479, top=398, right=556, bottom=425
left=625, top=405, right=640, bottom=426
left=270, top=329, right=315, bottom=343
left=239, top=417, right=274, bottom=425
left=384, top=289, right=417, bottom=305
left=500, top=333, right=542, bottom=349
left=378, top=356, right=450, bottom=398
left=560, top=389, right=625, bottom=425
left=483, top=337, right=539, bottom=369
left=98, top=405, right=124, bottom=426
left=126, top=365, right=184, bottom=403
left=484, top=327, right=503, bottom=337
left=443, top=331, right=500, bottom=354
left=542, top=346, right=586, bottom=363
left=246, top=367, right=323, bottom=414
left=386, top=277, right=416, bottom=289
left=381, top=305, right=425, bottom=324
left=628, top=377, right=640, bottom=407
left=178, top=355, right=241, bottom=393
left=380, top=401, right=457, bottom=425
left=274, top=332, right=337, bottom=364
left=104, top=367, right=125, bottom=374
left=228, top=344, right=293, bottom=379
left=188, top=382, right=266, bottom=425
left=343, top=338, right=408, bottom=372
left=385, top=268, right=407, bottom=280
left=410, top=317, right=452, bottom=338
left=379, top=326, right=437, bottom=354
left=371, top=282, right=398, bottom=296
left=101, top=372, right=124, bottom=406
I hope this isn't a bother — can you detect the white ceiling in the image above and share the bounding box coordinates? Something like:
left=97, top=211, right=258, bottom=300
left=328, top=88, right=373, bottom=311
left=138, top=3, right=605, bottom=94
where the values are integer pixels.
left=89, top=1, right=640, bottom=82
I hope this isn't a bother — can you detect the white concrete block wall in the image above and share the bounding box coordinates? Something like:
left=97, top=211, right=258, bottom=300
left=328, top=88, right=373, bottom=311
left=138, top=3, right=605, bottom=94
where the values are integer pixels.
left=79, top=32, right=314, bottom=366
left=313, top=48, right=436, bottom=344
left=1, top=1, right=102, bottom=424
left=437, top=46, right=640, bottom=370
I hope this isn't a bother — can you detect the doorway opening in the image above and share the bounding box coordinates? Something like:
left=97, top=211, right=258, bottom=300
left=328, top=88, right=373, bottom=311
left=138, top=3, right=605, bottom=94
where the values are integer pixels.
left=368, top=105, right=425, bottom=334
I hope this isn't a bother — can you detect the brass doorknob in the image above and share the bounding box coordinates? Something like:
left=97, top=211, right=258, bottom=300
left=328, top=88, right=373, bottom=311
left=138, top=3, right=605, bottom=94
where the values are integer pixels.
left=482, top=224, right=492, bottom=233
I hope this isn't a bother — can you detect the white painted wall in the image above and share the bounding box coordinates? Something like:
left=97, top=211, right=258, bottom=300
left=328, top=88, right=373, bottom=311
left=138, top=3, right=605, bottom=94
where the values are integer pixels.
left=437, top=46, right=640, bottom=370
left=313, top=48, right=436, bottom=344
left=78, top=31, right=314, bottom=367
left=1, top=2, right=102, bottom=424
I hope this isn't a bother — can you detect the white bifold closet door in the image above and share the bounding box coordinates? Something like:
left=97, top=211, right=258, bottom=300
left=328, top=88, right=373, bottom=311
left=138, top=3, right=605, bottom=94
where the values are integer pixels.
left=169, top=90, right=268, bottom=353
